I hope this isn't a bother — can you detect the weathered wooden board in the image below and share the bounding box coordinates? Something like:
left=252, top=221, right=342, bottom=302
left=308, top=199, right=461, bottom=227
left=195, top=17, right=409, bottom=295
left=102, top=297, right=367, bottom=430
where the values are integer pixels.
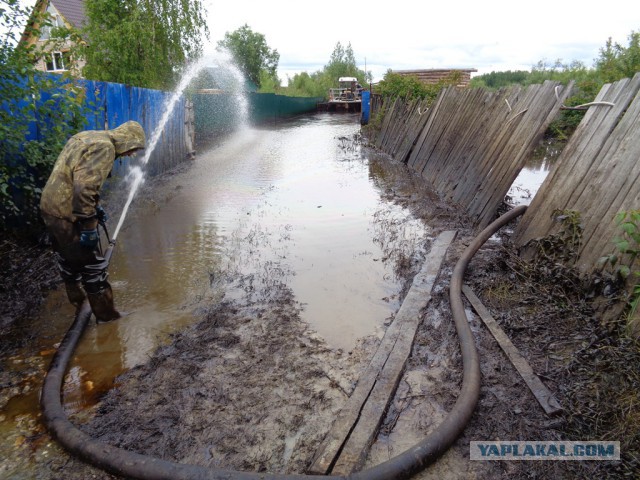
left=374, top=81, right=569, bottom=230
left=514, top=76, right=638, bottom=243
left=575, top=87, right=640, bottom=266
left=395, top=98, right=433, bottom=163
left=308, top=230, right=457, bottom=475
left=515, top=73, right=640, bottom=272
left=471, top=81, right=574, bottom=228
left=462, top=285, right=563, bottom=416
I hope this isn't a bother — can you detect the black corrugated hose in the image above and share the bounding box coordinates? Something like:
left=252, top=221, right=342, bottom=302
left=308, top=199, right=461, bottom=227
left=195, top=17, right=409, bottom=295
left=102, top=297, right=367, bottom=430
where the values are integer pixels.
left=41, top=206, right=527, bottom=480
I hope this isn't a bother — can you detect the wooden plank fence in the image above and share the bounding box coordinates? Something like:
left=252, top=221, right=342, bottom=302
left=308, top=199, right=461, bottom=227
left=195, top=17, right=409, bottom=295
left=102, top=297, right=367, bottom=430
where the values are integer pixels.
left=369, top=81, right=573, bottom=229
left=514, top=72, right=640, bottom=274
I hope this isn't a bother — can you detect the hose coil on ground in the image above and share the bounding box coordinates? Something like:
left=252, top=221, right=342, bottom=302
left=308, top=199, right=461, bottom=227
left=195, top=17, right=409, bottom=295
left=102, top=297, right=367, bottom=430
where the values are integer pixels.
left=41, top=206, right=527, bottom=480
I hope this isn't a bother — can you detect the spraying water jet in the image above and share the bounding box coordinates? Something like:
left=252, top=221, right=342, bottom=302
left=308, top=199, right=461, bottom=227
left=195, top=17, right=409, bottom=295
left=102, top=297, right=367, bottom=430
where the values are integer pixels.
left=112, top=49, right=249, bottom=241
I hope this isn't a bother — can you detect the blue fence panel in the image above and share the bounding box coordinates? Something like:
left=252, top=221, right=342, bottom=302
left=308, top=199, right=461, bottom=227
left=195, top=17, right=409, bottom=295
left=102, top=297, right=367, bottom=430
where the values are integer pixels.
left=361, top=91, right=370, bottom=125
left=83, top=80, right=107, bottom=131
left=0, top=73, right=37, bottom=144
left=105, top=82, right=132, bottom=129
left=4, top=73, right=193, bottom=181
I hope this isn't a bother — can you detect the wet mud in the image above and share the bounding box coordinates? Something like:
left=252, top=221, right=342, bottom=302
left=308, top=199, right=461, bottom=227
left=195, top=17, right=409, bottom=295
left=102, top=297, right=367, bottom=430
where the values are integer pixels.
left=1, top=127, right=638, bottom=479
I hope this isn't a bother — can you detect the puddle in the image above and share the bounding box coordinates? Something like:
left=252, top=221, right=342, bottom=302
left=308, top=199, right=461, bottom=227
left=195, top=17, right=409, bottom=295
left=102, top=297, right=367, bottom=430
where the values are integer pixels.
left=111, top=113, right=427, bottom=352
left=1, top=112, right=430, bottom=476
left=508, top=138, right=564, bottom=206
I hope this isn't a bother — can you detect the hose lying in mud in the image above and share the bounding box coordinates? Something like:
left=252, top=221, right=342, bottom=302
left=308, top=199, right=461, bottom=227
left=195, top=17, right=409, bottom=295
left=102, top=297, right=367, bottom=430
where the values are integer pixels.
left=41, top=206, right=527, bottom=480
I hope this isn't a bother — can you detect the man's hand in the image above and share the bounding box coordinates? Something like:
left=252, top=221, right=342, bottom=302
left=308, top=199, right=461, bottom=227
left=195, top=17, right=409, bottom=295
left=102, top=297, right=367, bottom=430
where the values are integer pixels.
left=79, top=228, right=99, bottom=248
left=96, top=205, right=108, bottom=224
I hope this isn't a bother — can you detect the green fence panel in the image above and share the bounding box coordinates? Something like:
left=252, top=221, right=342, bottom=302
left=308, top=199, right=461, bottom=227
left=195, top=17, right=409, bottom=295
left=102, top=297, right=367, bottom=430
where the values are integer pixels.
left=194, top=92, right=322, bottom=141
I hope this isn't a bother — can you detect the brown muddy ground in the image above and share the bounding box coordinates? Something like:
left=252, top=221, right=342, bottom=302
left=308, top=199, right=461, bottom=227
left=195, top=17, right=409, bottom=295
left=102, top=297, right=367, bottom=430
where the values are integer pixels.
left=1, top=138, right=638, bottom=479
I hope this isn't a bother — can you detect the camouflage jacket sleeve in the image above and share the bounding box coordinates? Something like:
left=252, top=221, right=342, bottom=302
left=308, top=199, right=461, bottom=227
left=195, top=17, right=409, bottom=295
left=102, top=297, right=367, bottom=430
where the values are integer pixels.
left=71, top=141, right=116, bottom=221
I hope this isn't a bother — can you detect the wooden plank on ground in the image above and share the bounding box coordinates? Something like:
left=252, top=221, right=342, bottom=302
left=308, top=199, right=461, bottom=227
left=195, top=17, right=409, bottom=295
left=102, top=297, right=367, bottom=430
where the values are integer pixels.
left=462, top=284, right=563, bottom=416
left=308, top=230, right=457, bottom=475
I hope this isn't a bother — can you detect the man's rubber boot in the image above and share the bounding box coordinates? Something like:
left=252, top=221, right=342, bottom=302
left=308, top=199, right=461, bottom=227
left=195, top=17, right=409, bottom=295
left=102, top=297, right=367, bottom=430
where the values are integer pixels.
left=88, top=286, right=122, bottom=324
left=65, top=281, right=86, bottom=308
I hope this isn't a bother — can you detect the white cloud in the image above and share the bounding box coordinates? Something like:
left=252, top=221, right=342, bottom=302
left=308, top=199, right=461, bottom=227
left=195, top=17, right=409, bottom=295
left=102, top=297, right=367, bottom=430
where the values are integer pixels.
left=204, top=0, right=640, bottom=83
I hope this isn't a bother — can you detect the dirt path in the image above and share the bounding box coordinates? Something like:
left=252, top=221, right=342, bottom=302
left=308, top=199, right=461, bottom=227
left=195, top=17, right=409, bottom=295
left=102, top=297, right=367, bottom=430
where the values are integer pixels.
left=1, top=137, right=637, bottom=479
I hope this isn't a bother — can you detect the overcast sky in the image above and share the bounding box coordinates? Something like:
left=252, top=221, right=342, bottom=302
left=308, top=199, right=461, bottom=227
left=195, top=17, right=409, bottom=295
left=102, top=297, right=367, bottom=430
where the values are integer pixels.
left=7, top=0, right=639, bottom=84
left=203, top=0, right=640, bottom=83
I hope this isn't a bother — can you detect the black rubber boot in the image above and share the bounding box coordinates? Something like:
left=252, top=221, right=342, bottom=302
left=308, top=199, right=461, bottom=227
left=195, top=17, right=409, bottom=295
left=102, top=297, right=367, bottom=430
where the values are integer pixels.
left=87, top=286, right=122, bottom=324
left=65, top=281, right=86, bottom=308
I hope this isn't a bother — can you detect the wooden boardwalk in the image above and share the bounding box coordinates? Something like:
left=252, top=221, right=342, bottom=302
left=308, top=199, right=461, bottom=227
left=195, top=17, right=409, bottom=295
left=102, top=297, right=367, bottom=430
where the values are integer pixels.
left=369, top=81, right=572, bottom=229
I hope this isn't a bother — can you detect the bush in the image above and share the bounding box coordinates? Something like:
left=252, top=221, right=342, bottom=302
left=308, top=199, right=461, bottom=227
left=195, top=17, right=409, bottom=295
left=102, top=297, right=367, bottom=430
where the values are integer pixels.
left=375, top=70, right=462, bottom=105
left=1, top=1, right=88, bottom=234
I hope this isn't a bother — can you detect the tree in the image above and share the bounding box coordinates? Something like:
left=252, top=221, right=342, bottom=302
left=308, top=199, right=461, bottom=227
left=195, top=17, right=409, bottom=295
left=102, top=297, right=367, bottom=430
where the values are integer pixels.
left=83, top=0, right=209, bottom=90
left=273, top=41, right=370, bottom=99
left=311, top=42, right=368, bottom=98
left=595, top=30, right=640, bottom=83
left=285, top=71, right=325, bottom=98
left=469, top=70, right=531, bottom=89
left=1, top=0, right=87, bottom=231
left=325, top=41, right=359, bottom=80
left=218, top=24, right=279, bottom=89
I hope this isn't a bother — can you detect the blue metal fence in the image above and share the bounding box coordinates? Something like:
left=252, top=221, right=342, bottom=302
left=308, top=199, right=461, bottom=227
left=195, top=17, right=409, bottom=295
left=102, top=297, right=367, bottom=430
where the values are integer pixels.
left=6, top=73, right=193, bottom=179
left=7, top=73, right=324, bottom=179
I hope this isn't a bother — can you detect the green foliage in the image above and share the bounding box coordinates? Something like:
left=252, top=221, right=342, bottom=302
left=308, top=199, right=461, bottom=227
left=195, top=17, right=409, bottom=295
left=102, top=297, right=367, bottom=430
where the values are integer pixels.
left=315, top=42, right=368, bottom=97
left=469, top=70, right=530, bottom=89
left=527, top=59, right=591, bottom=85
left=83, top=0, right=209, bottom=90
left=1, top=1, right=88, bottom=232
left=218, top=24, right=279, bottom=89
left=277, top=42, right=369, bottom=99
left=601, top=211, right=640, bottom=280
left=375, top=70, right=462, bottom=104
left=600, top=211, right=640, bottom=318
left=322, top=42, right=362, bottom=83
left=281, top=71, right=326, bottom=97
left=257, top=68, right=280, bottom=93
left=595, top=30, right=640, bottom=83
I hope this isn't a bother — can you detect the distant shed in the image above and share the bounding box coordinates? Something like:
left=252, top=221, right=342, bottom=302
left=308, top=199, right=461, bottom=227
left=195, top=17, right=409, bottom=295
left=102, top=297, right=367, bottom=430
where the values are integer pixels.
left=392, top=69, right=478, bottom=88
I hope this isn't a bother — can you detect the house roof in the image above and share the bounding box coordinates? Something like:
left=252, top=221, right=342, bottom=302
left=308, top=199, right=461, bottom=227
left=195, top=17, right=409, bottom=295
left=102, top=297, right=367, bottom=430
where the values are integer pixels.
left=392, top=68, right=478, bottom=88
left=52, top=0, right=87, bottom=29
left=20, top=0, right=87, bottom=45
left=392, top=69, right=478, bottom=75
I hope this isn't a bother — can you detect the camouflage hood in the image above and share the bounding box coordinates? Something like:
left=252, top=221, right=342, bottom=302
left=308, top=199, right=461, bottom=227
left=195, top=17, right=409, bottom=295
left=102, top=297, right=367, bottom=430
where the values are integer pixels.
left=108, top=120, right=146, bottom=156
left=40, top=121, right=146, bottom=223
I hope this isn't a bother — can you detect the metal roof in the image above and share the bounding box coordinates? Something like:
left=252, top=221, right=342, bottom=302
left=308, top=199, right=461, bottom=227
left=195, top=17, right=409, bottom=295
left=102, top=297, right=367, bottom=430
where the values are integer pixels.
left=51, top=0, right=87, bottom=29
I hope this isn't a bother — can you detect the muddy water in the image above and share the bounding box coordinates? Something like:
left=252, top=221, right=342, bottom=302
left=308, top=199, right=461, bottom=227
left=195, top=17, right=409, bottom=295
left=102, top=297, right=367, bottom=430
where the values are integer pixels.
left=1, top=113, right=428, bottom=477
left=508, top=138, right=563, bottom=206
left=1, top=118, right=564, bottom=479
left=111, top=113, right=423, bottom=354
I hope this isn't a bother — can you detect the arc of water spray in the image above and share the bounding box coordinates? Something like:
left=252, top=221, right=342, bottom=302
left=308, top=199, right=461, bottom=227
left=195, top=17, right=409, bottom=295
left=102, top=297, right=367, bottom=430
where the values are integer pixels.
left=112, top=166, right=144, bottom=239
left=110, top=51, right=249, bottom=241
left=111, top=58, right=208, bottom=240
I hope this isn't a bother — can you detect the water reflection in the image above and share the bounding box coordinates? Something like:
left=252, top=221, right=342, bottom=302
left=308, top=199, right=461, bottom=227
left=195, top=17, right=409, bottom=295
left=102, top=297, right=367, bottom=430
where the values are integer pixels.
left=508, top=138, right=565, bottom=206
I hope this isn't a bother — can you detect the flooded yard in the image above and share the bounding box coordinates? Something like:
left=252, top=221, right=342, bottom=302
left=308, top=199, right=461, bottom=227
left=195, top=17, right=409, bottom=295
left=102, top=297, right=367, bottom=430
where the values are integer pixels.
left=1, top=114, right=594, bottom=480
left=1, top=112, right=430, bottom=477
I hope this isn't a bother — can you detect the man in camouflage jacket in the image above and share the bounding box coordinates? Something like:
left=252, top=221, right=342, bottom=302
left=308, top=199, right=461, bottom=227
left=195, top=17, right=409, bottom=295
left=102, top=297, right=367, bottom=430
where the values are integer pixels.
left=40, top=121, right=146, bottom=323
